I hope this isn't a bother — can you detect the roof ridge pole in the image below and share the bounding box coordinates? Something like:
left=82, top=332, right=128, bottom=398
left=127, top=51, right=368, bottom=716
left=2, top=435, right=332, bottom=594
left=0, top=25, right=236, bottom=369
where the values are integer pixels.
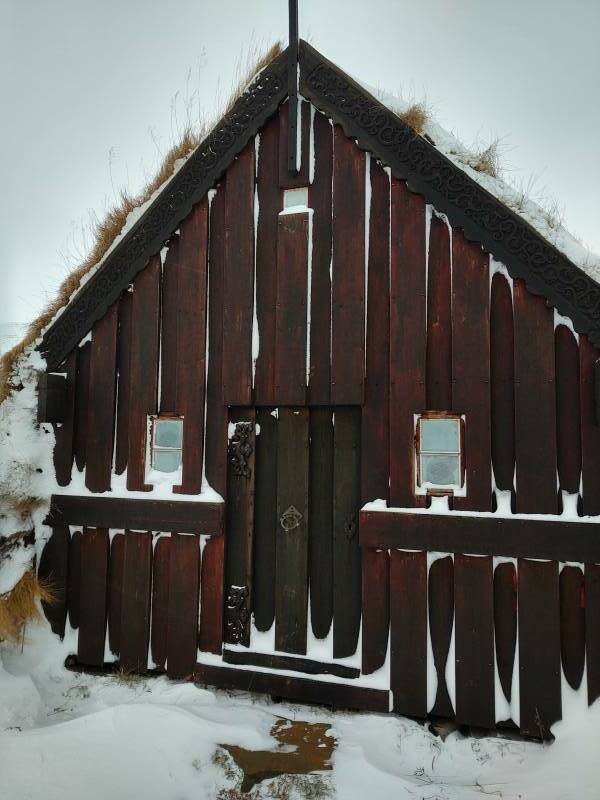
left=287, top=0, right=299, bottom=175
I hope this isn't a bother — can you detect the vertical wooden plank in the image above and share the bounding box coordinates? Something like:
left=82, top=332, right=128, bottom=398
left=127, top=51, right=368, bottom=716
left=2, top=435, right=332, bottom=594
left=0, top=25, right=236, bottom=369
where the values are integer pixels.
left=85, top=303, right=118, bottom=492
left=579, top=336, right=600, bottom=515
left=490, top=274, right=515, bottom=492
left=452, top=234, right=492, bottom=511
left=331, top=127, right=365, bottom=404
left=53, top=351, right=77, bottom=486
left=77, top=528, right=109, bottom=667
left=555, top=326, right=581, bottom=496
left=333, top=406, right=362, bottom=659
left=199, top=535, right=225, bottom=654
left=159, top=236, right=180, bottom=414
left=174, top=201, right=208, bottom=495
left=586, top=563, right=600, bottom=704
left=127, top=256, right=160, bottom=491
left=454, top=555, right=495, bottom=728
left=224, top=408, right=256, bottom=646
left=493, top=561, right=517, bottom=704
left=67, top=530, right=81, bottom=629
left=560, top=565, right=585, bottom=691
left=309, top=407, right=334, bottom=639
left=107, top=532, right=124, bottom=657
left=38, top=527, right=69, bottom=637
left=73, top=341, right=90, bottom=472
left=222, top=144, right=255, bottom=405
left=115, top=292, right=132, bottom=475
left=518, top=558, right=561, bottom=738
left=389, top=180, right=426, bottom=506
left=274, top=212, right=309, bottom=404
left=255, top=117, right=282, bottom=404
left=362, top=547, right=389, bottom=675
left=119, top=531, right=152, bottom=673
left=426, top=213, right=452, bottom=410
left=205, top=183, right=228, bottom=498
left=390, top=550, right=427, bottom=717
left=151, top=536, right=170, bottom=671
left=275, top=407, right=309, bottom=655
left=513, top=280, right=558, bottom=514
left=167, top=533, right=200, bottom=679
left=429, top=555, right=454, bottom=718
left=307, top=110, right=333, bottom=405
left=278, top=99, right=311, bottom=188
left=253, top=407, right=278, bottom=632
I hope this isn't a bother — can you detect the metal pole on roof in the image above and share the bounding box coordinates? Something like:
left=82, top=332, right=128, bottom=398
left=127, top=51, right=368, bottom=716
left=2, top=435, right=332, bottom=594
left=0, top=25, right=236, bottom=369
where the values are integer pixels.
left=287, top=0, right=299, bottom=175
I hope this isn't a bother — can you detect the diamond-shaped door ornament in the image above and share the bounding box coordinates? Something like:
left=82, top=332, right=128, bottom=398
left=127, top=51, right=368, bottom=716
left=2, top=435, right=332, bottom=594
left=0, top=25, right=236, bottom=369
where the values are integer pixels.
left=279, top=505, right=303, bottom=532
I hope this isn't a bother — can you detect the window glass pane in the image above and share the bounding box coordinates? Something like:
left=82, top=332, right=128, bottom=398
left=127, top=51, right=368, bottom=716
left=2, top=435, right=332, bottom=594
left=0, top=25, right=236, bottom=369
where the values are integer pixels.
left=152, top=448, right=182, bottom=473
left=420, top=418, right=459, bottom=453
left=154, top=419, right=183, bottom=448
left=283, top=187, right=308, bottom=208
left=421, top=453, right=460, bottom=486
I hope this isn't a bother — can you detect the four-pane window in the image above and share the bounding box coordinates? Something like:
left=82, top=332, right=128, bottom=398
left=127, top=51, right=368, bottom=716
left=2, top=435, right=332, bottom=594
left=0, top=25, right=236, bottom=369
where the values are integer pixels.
left=151, top=417, right=183, bottom=473
left=416, top=415, right=463, bottom=489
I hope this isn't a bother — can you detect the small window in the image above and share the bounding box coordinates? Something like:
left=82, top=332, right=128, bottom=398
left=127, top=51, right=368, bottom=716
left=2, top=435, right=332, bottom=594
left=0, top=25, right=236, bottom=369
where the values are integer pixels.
left=416, top=415, right=463, bottom=489
left=150, top=417, right=183, bottom=473
left=283, top=187, right=308, bottom=209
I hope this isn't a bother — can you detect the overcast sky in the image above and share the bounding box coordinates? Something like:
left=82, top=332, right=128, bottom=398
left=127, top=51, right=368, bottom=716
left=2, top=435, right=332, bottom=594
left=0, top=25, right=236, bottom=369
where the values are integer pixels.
left=1, top=0, right=599, bottom=341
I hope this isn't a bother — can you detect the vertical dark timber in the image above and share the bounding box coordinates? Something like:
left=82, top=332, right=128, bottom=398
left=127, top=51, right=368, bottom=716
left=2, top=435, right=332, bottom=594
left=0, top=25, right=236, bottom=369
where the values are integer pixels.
left=151, top=536, right=170, bottom=670
left=493, top=561, right=517, bottom=706
left=73, top=341, right=90, bottom=472
left=167, top=533, right=200, bottom=679
left=580, top=336, right=600, bottom=515
left=560, top=565, right=585, bottom=691
left=120, top=531, right=153, bottom=673
left=426, top=213, right=452, bottom=410
left=555, top=325, right=581, bottom=495
left=107, top=532, right=124, bottom=657
left=253, top=407, right=278, bottom=632
left=287, top=0, right=299, bottom=175
left=490, top=274, right=515, bottom=493
left=53, top=351, right=76, bottom=486
left=77, top=528, right=109, bottom=667
left=199, top=536, right=225, bottom=654
left=429, top=555, right=454, bottom=718
left=333, top=407, right=362, bottom=659
left=115, top=292, right=132, bottom=475
left=309, top=408, right=334, bottom=640
left=275, top=408, right=309, bottom=654
left=38, top=527, right=69, bottom=637
left=586, top=563, right=600, bottom=705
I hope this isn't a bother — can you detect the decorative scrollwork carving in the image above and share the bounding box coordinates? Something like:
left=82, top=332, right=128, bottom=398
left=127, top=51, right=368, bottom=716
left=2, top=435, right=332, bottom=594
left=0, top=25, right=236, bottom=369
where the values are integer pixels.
left=228, top=422, right=255, bottom=478
left=279, top=505, right=303, bottom=532
left=299, top=42, right=600, bottom=345
left=225, top=585, right=250, bottom=646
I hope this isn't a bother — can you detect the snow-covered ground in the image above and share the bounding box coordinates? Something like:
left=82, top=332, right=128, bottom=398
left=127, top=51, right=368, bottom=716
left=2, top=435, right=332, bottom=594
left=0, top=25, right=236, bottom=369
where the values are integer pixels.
left=0, top=621, right=598, bottom=800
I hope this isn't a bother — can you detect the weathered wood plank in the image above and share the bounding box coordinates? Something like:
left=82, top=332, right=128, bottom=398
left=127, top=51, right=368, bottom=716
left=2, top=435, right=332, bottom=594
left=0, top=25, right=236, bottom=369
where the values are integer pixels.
left=429, top=555, right=454, bottom=718
left=278, top=99, right=311, bottom=188
left=107, top=532, right=124, bottom=656
left=361, top=547, right=389, bottom=675
left=222, top=648, right=359, bottom=679
left=224, top=409, right=256, bottom=646
left=333, top=406, right=362, bottom=658
left=331, top=127, right=365, bottom=404
left=490, top=273, right=515, bottom=493
left=426, top=212, right=452, bottom=410
left=493, top=561, right=517, bottom=704
left=579, top=336, right=600, bottom=515
left=53, top=351, right=77, bottom=486
left=159, top=236, right=180, bottom=413
left=586, top=563, right=600, bottom=705
left=390, top=550, right=427, bottom=717
left=254, top=117, right=282, bottom=404
left=309, top=407, right=334, bottom=639
left=77, top=528, right=109, bottom=666
left=389, top=180, right=426, bottom=506
left=253, top=407, right=278, bottom=632
left=560, top=565, right=585, bottom=691
left=555, top=325, right=581, bottom=496
left=38, top=527, right=69, bottom=637
left=127, top=256, right=160, bottom=491
left=222, top=144, right=255, bottom=405
left=452, top=233, right=491, bottom=511
left=67, top=530, right=81, bottom=629
left=47, top=494, right=223, bottom=535
left=307, top=110, right=333, bottom=405
left=274, top=213, right=309, bottom=404
left=151, top=536, right=170, bottom=670
left=115, top=292, right=132, bottom=475
left=198, top=535, right=225, bottom=654
left=275, top=408, right=309, bottom=655
left=85, top=303, right=118, bottom=492
left=174, top=201, right=208, bottom=494
left=167, top=533, right=200, bottom=678
left=518, top=558, right=561, bottom=738
left=73, top=341, right=90, bottom=472
left=119, top=531, right=152, bottom=673
left=454, top=554, right=494, bottom=728
left=205, top=183, right=228, bottom=497
left=513, top=279, right=558, bottom=513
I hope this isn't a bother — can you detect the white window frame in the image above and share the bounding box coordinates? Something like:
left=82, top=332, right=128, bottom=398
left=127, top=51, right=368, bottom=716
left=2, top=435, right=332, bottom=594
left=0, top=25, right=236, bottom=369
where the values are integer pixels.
left=414, top=412, right=465, bottom=495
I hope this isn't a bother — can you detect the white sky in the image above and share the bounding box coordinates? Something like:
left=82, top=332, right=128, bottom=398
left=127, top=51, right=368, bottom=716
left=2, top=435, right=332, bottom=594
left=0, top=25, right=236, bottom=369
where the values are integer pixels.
left=1, top=0, right=599, bottom=334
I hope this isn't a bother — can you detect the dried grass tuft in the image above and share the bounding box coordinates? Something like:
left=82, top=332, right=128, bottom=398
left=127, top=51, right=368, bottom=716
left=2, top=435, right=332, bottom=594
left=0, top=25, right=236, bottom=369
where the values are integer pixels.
left=0, top=40, right=282, bottom=405
left=397, top=102, right=429, bottom=135
left=467, top=138, right=502, bottom=179
left=0, top=569, right=55, bottom=642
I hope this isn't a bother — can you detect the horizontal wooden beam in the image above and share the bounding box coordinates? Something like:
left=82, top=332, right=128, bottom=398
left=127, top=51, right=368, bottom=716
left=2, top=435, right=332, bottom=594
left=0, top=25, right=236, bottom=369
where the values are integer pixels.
left=222, top=648, right=360, bottom=679
left=47, top=494, right=224, bottom=535
left=195, top=662, right=389, bottom=712
left=360, top=510, right=600, bottom=564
